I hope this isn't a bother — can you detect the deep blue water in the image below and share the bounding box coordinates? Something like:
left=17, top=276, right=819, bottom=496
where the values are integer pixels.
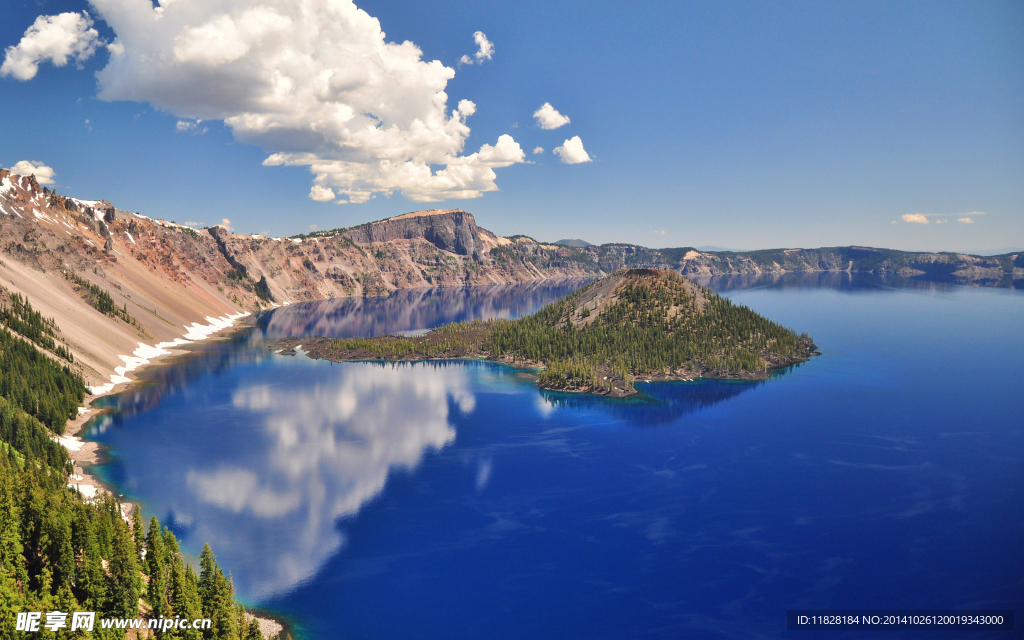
left=85, top=276, right=1024, bottom=639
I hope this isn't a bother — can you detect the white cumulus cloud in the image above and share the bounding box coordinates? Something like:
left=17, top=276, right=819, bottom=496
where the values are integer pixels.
left=553, top=136, right=592, bottom=164
left=534, top=102, right=571, bottom=129
left=532, top=146, right=544, bottom=155
left=27, top=1, right=522, bottom=204
left=958, top=217, right=974, bottom=224
left=309, top=185, right=335, bottom=202
left=7, top=160, right=56, bottom=184
left=901, top=213, right=929, bottom=224
left=459, top=31, right=494, bottom=66
left=1, top=12, right=103, bottom=80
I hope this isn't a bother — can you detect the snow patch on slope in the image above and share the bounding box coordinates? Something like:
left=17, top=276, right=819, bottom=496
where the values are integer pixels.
left=88, top=311, right=251, bottom=395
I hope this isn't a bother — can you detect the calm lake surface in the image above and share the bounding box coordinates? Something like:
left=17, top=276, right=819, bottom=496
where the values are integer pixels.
left=85, top=275, right=1024, bottom=639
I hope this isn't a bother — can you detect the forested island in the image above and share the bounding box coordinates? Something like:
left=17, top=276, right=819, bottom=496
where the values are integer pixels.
left=0, top=290, right=279, bottom=639
left=281, top=269, right=819, bottom=396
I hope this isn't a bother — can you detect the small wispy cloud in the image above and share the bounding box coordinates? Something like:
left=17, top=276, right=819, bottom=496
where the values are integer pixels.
left=308, top=185, right=335, bottom=202
left=0, top=11, right=103, bottom=80
left=532, top=146, right=544, bottom=155
left=176, top=119, right=207, bottom=134
left=553, top=136, right=591, bottom=164
left=475, top=458, right=492, bottom=493
left=902, top=213, right=930, bottom=224
left=894, top=211, right=984, bottom=225
left=459, top=31, right=494, bottom=66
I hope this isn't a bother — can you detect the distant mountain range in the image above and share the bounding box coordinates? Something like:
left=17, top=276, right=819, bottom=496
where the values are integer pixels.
left=971, top=247, right=1024, bottom=256
left=696, top=245, right=749, bottom=252
left=1, top=167, right=1022, bottom=392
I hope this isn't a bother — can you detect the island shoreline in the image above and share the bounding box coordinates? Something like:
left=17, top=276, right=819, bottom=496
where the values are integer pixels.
left=268, top=335, right=819, bottom=398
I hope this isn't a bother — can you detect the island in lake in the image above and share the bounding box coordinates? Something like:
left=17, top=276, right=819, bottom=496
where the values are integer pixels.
left=273, top=269, right=819, bottom=397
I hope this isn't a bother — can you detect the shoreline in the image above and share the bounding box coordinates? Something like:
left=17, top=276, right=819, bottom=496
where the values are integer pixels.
left=60, top=313, right=255, bottom=503
left=54, top=314, right=291, bottom=638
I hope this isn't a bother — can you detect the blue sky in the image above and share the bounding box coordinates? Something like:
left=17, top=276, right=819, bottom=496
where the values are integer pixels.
left=2, top=0, right=1021, bottom=252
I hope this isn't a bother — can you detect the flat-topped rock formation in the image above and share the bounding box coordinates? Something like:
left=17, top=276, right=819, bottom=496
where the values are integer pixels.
left=341, top=209, right=487, bottom=259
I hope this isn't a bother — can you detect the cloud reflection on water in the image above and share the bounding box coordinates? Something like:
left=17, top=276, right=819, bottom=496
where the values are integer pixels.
left=181, top=362, right=473, bottom=598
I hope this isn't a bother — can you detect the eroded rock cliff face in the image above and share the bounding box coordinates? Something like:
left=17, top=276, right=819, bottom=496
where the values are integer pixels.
left=208, top=211, right=594, bottom=303
left=342, top=209, right=487, bottom=259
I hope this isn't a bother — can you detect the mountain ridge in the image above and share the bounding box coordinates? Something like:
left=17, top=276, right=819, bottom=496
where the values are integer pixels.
left=2, top=168, right=1021, bottom=394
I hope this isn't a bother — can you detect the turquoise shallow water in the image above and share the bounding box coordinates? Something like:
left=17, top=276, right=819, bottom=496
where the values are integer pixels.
left=87, top=276, right=1024, bottom=639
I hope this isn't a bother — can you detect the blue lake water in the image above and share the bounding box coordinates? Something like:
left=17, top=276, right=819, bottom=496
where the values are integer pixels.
left=85, top=275, right=1024, bottom=639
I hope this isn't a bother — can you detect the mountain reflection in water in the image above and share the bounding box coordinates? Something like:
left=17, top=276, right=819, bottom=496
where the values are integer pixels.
left=697, top=269, right=1023, bottom=292
left=259, top=278, right=592, bottom=338
left=93, top=279, right=591, bottom=425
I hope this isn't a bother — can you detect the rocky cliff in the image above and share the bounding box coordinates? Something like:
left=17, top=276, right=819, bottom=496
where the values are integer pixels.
left=341, top=209, right=488, bottom=259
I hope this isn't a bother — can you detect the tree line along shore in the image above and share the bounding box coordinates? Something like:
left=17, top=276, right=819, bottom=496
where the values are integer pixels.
left=277, top=269, right=819, bottom=397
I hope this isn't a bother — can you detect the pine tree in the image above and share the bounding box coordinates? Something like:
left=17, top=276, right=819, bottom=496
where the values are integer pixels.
left=132, top=507, right=145, bottom=564
left=198, top=544, right=217, bottom=621
left=106, top=519, right=140, bottom=619
left=244, top=618, right=263, bottom=640
left=169, top=562, right=203, bottom=640
left=72, top=506, right=106, bottom=612
left=146, top=516, right=167, bottom=616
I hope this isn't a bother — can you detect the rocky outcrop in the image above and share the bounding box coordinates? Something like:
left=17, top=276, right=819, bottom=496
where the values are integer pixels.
left=342, top=209, right=486, bottom=260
